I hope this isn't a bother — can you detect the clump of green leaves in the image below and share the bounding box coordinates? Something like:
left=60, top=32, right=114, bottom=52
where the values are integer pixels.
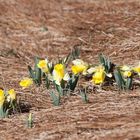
left=66, top=74, right=79, bottom=91
left=0, top=89, right=17, bottom=118
left=53, top=74, right=79, bottom=97
left=80, top=88, right=88, bottom=103
left=28, top=57, right=42, bottom=86
left=114, top=69, right=133, bottom=90
left=50, top=91, right=60, bottom=106
left=99, top=53, right=115, bottom=73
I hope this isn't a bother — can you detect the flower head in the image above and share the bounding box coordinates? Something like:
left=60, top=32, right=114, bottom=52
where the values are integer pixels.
left=72, top=65, right=87, bottom=75
left=8, top=89, right=16, bottom=100
left=92, top=66, right=105, bottom=84
left=53, top=64, right=69, bottom=85
left=19, top=78, right=33, bottom=88
left=71, top=59, right=88, bottom=75
left=120, top=65, right=132, bottom=78
left=0, top=89, right=5, bottom=107
left=37, top=59, right=49, bottom=73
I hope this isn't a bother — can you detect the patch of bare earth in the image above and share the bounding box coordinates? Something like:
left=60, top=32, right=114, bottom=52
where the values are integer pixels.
left=0, top=0, right=140, bottom=139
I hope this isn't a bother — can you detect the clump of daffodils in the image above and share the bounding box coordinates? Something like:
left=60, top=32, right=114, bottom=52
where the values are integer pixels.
left=23, top=49, right=140, bottom=107
left=0, top=89, right=17, bottom=118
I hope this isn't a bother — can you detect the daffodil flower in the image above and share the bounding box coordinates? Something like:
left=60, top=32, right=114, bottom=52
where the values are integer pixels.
left=92, top=66, right=105, bottom=84
left=19, top=78, right=33, bottom=88
left=0, top=89, right=5, bottom=107
left=8, top=89, right=16, bottom=101
left=37, top=59, right=49, bottom=73
left=120, top=65, right=132, bottom=78
left=133, top=63, right=140, bottom=76
left=71, top=59, right=88, bottom=75
left=53, top=64, right=70, bottom=85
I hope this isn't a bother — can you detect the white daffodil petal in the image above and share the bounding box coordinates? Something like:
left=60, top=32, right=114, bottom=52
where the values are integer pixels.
left=87, top=67, right=96, bottom=74
left=48, top=74, right=53, bottom=81
left=48, top=62, right=53, bottom=68
left=106, top=73, right=112, bottom=78
left=55, top=80, right=61, bottom=85
left=45, top=58, right=48, bottom=63
left=7, top=96, right=11, bottom=102
left=63, top=73, right=70, bottom=81
left=72, top=59, right=84, bottom=65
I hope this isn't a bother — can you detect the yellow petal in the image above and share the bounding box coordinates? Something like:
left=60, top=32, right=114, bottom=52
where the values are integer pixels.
left=133, top=67, right=140, bottom=73
left=122, top=71, right=132, bottom=78
left=0, top=89, right=5, bottom=107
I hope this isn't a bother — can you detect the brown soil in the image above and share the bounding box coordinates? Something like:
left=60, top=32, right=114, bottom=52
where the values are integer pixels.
left=0, top=0, right=140, bottom=139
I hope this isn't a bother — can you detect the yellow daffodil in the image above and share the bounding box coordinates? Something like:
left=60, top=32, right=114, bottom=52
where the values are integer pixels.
left=120, top=65, right=132, bottom=78
left=71, top=59, right=88, bottom=75
left=88, top=65, right=112, bottom=78
left=37, top=59, right=49, bottom=73
left=92, top=66, right=105, bottom=84
left=133, top=63, right=140, bottom=76
left=0, top=89, right=5, bottom=107
left=19, top=78, right=33, bottom=88
left=8, top=89, right=16, bottom=100
left=53, top=64, right=69, bottom=85
left=72, top=65, right=87, bottom=75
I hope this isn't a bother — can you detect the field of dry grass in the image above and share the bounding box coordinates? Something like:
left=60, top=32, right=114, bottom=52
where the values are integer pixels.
left=0, top=0, right=140, bottom=139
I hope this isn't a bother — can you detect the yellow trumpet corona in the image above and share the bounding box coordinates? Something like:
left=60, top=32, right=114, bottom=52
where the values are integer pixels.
left=53, top=64, right=65, bottom=85
left=37, top=60, right=49, bottom=73
left=92, top=70, right=105, bottom=85
left=19, top=78, right=33, bottom=88
left=0, top=89, right=5, bottom=107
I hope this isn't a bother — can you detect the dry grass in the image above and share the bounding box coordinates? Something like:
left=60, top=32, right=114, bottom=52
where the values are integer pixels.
left=0, top=0, right=140, bottom=139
